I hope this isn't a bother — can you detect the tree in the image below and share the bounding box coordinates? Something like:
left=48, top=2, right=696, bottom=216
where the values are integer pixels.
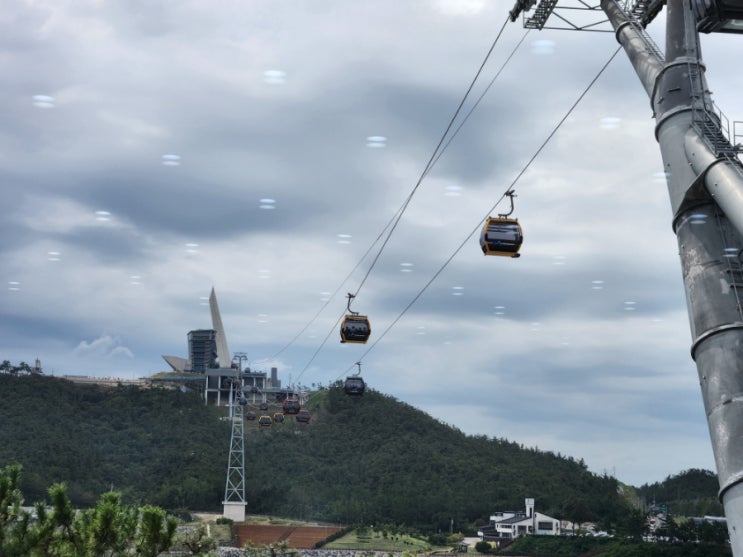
left=0, top=464, right=178, bottom=556
left=615, top=509, right=647, bottom=540
left=15, top=362, right=31, bottom=375
left=135, top=505, right=178, bottom=557
left=564, top=496, right=593, bottom=534
left=76, top=490, right=138, bottom=556
left=698, top=519, right=729, bottom=545
left=475, top=540, right=492, bottom=553
left=0, top=464, right=27, bottom=555
left=175, top=522, right=218, bottom=555
left=666, top=517, right=696, bottom=543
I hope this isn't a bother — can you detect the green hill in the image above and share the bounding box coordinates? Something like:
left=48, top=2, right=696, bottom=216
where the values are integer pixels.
left=636, top=469, right=723, bottom=517
left=0, top=374, right=708, bottom=533
left=0, top=374, right=229, bottom=510
left=246, top=385, right=628, bottom=531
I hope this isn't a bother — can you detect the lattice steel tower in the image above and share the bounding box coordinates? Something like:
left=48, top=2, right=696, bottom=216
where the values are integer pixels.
left=222, top=379, right=247, bottom=521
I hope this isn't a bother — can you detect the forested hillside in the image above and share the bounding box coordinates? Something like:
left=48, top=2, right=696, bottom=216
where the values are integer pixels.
left=637, top=468, right=723, bottom=517
left=247, top=385, right=628, bottom=531
left=0, top=374, right=712, bottom=533
left=0, top=374, right=229, bottom=510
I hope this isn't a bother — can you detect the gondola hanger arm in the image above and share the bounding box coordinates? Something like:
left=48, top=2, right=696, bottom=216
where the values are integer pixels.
left=498, top=189, right=517, bottom=219
left=346, top=293, right=359, bottom=315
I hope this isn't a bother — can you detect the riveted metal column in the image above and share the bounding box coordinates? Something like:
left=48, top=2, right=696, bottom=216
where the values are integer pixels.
left=680, top=203, right=743, bottom=554
left=602, top=0, right=743, bottom=550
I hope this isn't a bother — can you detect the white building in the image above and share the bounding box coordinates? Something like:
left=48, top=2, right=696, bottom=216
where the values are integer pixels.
left=478, top=498, right=561, bottom=544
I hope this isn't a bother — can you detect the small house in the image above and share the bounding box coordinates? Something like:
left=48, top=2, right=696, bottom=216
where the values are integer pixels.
left=478, top=498, right=561, bottom=546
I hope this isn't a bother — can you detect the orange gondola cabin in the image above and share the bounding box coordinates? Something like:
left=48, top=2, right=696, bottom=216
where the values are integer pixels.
left=480, top=217, right=523, bottom=257
left=340, top=293, right=371, bottom=344
left=340, top=314, right=371, bottom=343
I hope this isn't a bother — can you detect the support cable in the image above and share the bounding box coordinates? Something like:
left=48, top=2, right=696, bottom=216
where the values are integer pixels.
left=292, top=45, right=623, bottom=395
left=427, top=29, right=532, bottom=173
left=270, top=216, right=396, bottom=359
left=296, top=44, right=622, bottom=390
left=350, top=15, right=514, bottom=298
left=293, top=308, right=349, bottom=383
left=335, top=46, right=624, bottom=378
left=272, top=16, right=516, bottom=361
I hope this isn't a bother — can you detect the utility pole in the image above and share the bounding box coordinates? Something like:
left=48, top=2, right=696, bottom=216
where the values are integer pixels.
left=511, top=0, right=743, bottom=551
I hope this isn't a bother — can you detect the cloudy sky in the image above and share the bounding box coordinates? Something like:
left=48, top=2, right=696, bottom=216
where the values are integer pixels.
left=3, top=0, right=741, bottom=488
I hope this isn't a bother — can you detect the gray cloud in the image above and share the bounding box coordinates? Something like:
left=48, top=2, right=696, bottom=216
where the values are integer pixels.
left=1, top=0, right=735, bottom=486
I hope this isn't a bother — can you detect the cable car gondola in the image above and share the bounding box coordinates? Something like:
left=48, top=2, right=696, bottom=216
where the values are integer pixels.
left=344, top=376, right=366, bottom=396
left=340, top=293, right=371, bottom=343
left=341, top=315, right=371, bottom=343
left=480, top=190, right=523, bottom=258
left=295, top=409, right=311, bottom=423
left=344, top=362, right=366, bottom=397
left=273, top=412, right=285, bottom=423
left=258, top=415, right=272, bottom=428
left=283, top=397, right=301, bottom=415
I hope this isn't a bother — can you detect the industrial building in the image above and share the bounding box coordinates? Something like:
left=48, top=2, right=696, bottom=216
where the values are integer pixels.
left=161, top=287, right=286, bottom=406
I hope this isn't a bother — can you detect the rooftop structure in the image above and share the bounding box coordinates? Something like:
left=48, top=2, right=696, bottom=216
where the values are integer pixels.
left=188, top=329, right=218, bottom=373
left=162, top=287, right=227, bottom=373
left=209, top=288, right=231, bottom=367
left=161, top=287, right=285, bottom=406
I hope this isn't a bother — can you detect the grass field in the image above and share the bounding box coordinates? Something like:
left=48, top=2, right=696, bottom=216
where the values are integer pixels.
left=324, top=529, right=434, bottom=552
left=209, top=522, right=233, bottom=544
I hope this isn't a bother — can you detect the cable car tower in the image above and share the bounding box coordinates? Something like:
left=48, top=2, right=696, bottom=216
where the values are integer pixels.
left=223, top=367, right=247, bottom=521
left=509, top=0, right=743, bottom=552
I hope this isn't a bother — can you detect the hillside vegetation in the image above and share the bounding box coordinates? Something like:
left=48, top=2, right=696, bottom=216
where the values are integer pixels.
left=636, top=468, right=722, bottom=517
left=0, top=374, right=719, bottom=534
left=246, top=384, right=626, bottom=531
left=0, top=374, right=229, bottom=510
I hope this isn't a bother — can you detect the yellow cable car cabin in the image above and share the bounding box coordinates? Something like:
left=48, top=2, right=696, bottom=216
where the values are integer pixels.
left=480, top=217, right=523, bottom=257
left=258, top=415, right=272, bottom=428
left=340, top=314, right=371, bottom=343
